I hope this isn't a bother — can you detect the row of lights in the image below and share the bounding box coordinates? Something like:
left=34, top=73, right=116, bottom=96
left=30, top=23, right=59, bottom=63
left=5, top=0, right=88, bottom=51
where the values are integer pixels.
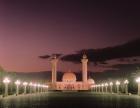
left=92, top=80, right=129, bottom=94
left=2, top=77, right=49, bottom=97
left=92, top=77, right=140, bottom=95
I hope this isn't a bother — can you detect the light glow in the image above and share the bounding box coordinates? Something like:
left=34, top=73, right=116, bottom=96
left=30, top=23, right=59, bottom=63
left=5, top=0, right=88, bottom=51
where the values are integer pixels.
left=37, top=84, right=41, bottom=87
left=23, top=82, right=28, bottom=86
left=33, top=83, right=37, bottom=87
left=3, top=77, right=10, bottom=84
left=105, top=83, right=108, bottom=86
left=109, top=82, right=113, bottom=86
left=15, top=80, right=21, bottom=85
left=124, top=80, right=129, bottom=84
left=101, top=84, right=104, bottom=87
left=136, top=77, right=140, bottom=83
left=29, top=82, right=33, bottom=86
left=116, top=81, right=120, bottom=85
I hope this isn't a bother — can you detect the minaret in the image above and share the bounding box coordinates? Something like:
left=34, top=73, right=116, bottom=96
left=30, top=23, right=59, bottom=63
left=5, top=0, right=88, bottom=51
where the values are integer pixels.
left=81, top=54, right=88, bottom=83
left=51, top=55, right=58, bottom=89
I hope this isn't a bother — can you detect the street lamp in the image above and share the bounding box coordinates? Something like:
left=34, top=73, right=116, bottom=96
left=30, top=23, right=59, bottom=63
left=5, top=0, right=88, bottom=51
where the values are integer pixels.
left=46, top=85, right=49, bottom=92
left=124, top=80, right=129, bottom=94
left=33, top=83, right=37, bottom=93
left=40, top=84, right=43, bottom=92
left=109, top=82, right=113, bottom=93
left=96, top=84, right=100, bottom=92
left=90, top=85, right=94, bottom=92
left=105, top=83, right=108, bottom=93
left=44, top=85, right=49, bottom=92
left=23, top=82, right=28, bottom=94
left=42, top=85, right=45, bottom=92
left=95, top=85, right=97, bottom=92
left=101, top=84, right=104, bottom=93
left=98, top=84, right=101, bottom=92
left=3, top=77, right=10, bottom=97
left=136, top=77, right=140, bottom=95
left=29, top=82, right=33, bottom=93
left=15, top=80, right=21, bottom=96
left=37, top=84, right=41, bottom=93
left=96, top=85, right=98, bottom=92
left=92, top=85, right=95, bottom=92
left=93, top=85, right=96, bottom=92
left=95, top=85, right=98, bottom=92
left=116, top=81, right=120, bottom=94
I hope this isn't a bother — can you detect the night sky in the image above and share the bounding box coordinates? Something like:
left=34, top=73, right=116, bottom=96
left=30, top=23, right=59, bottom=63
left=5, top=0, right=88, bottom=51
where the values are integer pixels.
left=0, top=0, right=140, bottom=72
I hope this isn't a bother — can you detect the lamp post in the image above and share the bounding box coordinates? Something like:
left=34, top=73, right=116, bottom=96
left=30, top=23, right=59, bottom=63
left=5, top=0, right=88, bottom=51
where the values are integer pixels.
left=15, top=80, right=21, bottom=96
left=33, top=83, right=37, bottom=93
left=124, top=80, right=129, bottom=94
left=90, top=85, right=94, bottom=92
left=23, top=82, right=28, bottom=94
left=116, top=81, right=120, bottom=94
left=45, top=85, right=49, bottom=92
left=95, top=85, right=97, bottom=92
left=109, top=82, right=113, bottom=93
left=94, top=85, right=96, bottom=92
left=42, top=85, right=46, bottom=92
left=105, top=83, right=108, bottom=93
left=136, top=77, right=140, bottom=95
left=101, top=84, right=104, bottom=93
left=3, top=77, right=10, bottom=97
left=98, top=84, right=101, bottom=92
left=37, top=84, right=41, bottom=93
left=41, top=85, right=44, bottom=92
left=29, top=82, right=33, bottom=93
left=92, top=85, right=95, bottom=92
left=46, top=85, right=49, bottom=92
left=96, top=85, right=98, bottom=92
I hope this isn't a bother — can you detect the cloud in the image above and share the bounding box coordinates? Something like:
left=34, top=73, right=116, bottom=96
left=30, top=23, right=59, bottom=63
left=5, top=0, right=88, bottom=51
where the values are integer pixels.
left=52, top=53, right=63, bottom=58
left=61, top=54, right=82, bottom=63
left=39, top=53, right=62, bottom=59
left=61, top=38, right=140, bottom=63
left=39, top=55, right=50, bottom=59
left=38, top=38, right=140, bottom=73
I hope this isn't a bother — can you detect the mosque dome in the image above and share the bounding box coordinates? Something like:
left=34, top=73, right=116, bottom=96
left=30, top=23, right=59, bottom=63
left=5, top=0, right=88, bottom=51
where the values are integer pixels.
left=62, top=71, right=76, bottom=82
left=88, top=78, right=95, bottom=84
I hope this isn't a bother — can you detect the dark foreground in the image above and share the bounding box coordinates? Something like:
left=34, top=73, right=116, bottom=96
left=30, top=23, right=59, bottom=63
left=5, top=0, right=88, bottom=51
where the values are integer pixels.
left=0, top=92, right=140, bottom=108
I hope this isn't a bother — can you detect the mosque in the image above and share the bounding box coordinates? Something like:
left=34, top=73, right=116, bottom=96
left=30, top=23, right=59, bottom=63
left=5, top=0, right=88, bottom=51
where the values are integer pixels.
left=50, top=54, right=95, bottom=91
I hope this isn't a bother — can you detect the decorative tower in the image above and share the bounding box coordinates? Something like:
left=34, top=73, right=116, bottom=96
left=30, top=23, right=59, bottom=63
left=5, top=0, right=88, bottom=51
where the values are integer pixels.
left=81, top=54, right=88, bottom=83
left=51, top=55, right=58, bottom=89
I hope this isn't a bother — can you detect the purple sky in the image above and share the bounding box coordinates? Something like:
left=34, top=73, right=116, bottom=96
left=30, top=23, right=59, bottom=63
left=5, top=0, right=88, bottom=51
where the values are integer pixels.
left=0, top=0, right=140, bottom=72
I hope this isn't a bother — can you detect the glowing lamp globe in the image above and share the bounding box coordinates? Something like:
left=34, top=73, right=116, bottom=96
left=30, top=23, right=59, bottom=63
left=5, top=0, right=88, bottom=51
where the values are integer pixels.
left=29, top=82, right=33, bottom=86
left=105, top=83, right=108, bottom=86
left=15, top=80, right=21, bottom=85
left=3, top=77, right=10, bottom=84
left=37, top=84, right=41, bottom=87
left=116, top=81, right=120, bottom=85
left=136, top=77, right=140, bottom=83
left=124, top=80, right=129, bottom=84
left=23, top=82, right=28, bottom=86
left=109, top=82, right=113, bottom=86
left=46, top=85, right=49, bottom=88
left=101, top=84, right=104, bottom=87
left=33, top=84, right=37, bottom=87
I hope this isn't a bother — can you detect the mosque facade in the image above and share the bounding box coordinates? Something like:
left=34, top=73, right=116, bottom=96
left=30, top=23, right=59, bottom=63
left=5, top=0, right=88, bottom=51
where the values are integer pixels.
left=50, top=55, right=94, bottom=90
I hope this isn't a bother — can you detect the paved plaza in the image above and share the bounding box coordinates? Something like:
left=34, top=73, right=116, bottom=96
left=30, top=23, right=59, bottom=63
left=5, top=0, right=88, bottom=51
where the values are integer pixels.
left=0, top=92, right=140, bottom=108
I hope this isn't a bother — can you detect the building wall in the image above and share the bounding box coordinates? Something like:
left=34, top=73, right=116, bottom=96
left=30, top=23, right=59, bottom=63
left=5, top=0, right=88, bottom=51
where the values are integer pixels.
left=56, top=82, right=89, bottom=90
